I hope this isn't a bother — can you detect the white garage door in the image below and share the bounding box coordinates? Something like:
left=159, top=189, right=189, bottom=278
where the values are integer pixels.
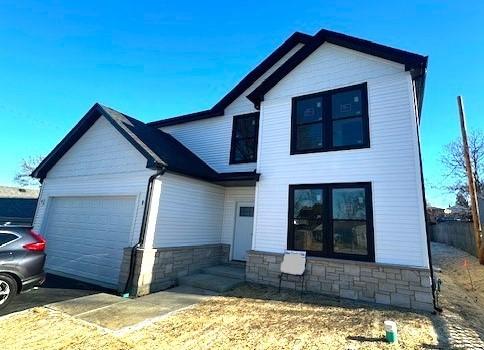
left=43, top=196, right=137, bottom=289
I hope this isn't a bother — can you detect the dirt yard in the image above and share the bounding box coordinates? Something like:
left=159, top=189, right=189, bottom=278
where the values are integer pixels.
left=1, top=284, right=438, bottom=350
left=1, top=243, right=483, bottom=350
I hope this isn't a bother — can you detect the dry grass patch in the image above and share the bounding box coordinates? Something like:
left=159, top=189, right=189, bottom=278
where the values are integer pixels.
left=124, top=285, right=437, bottom=350
left=1, top=285, right=438, bottom=350
left=0, top=308, right=130, bottom=350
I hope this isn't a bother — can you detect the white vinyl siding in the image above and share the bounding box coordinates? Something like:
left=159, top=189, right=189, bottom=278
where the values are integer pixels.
left=153, top=172, right=225, bottom=247
left=46, top=117, right=149, bottom=179
left=221, top=187, right=256, bottom=257
left=161, top=116, right=256, bottom=173
left=253, top=43, right=428, bottom=268
left=159, top=44, right=304, bottom=173
left=33, top=116, right=154, bottom=249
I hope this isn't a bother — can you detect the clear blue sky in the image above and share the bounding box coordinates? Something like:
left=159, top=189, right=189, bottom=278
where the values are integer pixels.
left=1, top=1, right=483, bottom=208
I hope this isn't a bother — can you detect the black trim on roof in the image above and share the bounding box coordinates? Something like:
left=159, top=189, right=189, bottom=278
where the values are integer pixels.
left=148, top=32, right=312, bottom=128
left=32, top=103, right=218, bottom=181
left=247, top=28, right=428, bottom=112
left=212, top=171, right=260, bottom=187
left=31, top=103, right=162, bottom=180
left=31, top=104, right=260, bottom=186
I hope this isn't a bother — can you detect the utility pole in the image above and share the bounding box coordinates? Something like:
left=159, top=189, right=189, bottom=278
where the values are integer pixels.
left=457, top=96, right=484, bottom=264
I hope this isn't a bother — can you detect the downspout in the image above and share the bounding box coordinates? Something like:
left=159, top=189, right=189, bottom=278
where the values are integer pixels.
left=123, top=164, right=166, bottom=296
left=417, top=131, right=440, bottom=312
left=413, top=76, right=441, bottom=312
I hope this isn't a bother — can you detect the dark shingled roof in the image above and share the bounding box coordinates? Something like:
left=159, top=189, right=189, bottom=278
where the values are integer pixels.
left=99, top=105, right=219, bottom=181
left=31, top=104, right=258, bottom=185
left=0, top=198, right=38, bottom=224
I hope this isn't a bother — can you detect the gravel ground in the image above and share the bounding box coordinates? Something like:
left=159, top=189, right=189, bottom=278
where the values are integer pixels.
left=431, top=242, right=484, bottom=348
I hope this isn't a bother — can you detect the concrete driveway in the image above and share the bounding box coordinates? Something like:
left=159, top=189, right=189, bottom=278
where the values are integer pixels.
left=1, top=273, right=216, bottom=332
left=0, top=273, right=114, bottom=316
left=46, top=285, right=213, bottom=331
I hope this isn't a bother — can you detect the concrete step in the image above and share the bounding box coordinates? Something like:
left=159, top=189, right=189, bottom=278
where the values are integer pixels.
left=227, top=260, right=246, bottom=268
left=178, top=273, right=244, bottom=293
left=202, top=265, right=246, bottom=280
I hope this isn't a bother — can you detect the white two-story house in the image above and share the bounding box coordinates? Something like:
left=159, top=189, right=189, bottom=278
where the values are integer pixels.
left=32, top=28, right=433, bottom=310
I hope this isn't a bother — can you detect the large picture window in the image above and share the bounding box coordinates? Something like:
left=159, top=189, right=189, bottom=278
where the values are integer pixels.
left=288, top=182, right=374, bottom=261
left=291, top=83, right=369, bottom=154
left=230, top=112, right=259, bottom=164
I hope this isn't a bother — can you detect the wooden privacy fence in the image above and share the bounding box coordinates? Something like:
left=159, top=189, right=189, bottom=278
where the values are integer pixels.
left=431, top=221, right=478, bottom=257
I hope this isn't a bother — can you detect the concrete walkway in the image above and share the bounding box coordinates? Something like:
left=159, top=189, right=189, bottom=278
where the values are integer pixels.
left=46, top=285, right=215, bottom=331
left=33, top=264, right=245, bottom=332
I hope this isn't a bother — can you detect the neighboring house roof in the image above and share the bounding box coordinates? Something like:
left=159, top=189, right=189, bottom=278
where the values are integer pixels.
left=445, top=205, right=470, bottom=214
left=148, top=32, right=312, bottom=128
left=149, top=29, right=427, bottom=128
left=0, top=186, right=39, bottom=198
left=31, top=104, right=259, bottom=185
left=0, top=198, right=38, bottom=224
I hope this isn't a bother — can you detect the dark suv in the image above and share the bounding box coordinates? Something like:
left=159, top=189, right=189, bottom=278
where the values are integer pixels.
left=0, top=224, right=46, bottom=309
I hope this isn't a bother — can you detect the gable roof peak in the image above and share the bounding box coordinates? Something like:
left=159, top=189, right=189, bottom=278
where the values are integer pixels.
left=148, top=31, right=312, bottom=128
left=246, top=28, right=428, bottom=115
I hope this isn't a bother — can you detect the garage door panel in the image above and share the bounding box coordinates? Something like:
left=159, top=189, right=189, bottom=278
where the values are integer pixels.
left=45, top=232, right=130, bottom=247
left=47, top=240, right=128, bottom=255
left=47, top=253, right=121, bottom=272
left=43, top=196, right=137, bottom=288
left=47, top=253, right=122, bottom=273
left=46, top=229, right=131, bottom=244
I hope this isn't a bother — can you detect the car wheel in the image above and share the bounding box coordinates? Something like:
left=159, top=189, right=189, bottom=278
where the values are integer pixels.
left=0, top=274, right=17, bottom=310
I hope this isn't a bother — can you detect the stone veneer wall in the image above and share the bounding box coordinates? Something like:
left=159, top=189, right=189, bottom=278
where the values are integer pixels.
left=119, top=243, right=230, bottom=296
left=246, top=250, right=434, bottom=311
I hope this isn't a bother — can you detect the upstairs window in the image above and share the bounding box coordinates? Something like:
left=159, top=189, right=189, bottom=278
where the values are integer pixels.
left=291, top=83, right=369, bottom=154
left=230, top=112, right=259, bottom=164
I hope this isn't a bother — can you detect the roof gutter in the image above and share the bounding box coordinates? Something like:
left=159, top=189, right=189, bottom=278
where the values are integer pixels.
left=123, top=163, right=166, bottom=296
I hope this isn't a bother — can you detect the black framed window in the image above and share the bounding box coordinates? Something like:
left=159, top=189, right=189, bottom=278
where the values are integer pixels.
left=288, top=182, right=374, bottom=262
left=230, top=112, right=259, bottom=164
left=291, top=83, right=369, bottom=154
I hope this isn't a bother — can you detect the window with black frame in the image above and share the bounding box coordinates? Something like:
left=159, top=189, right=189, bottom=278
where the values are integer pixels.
left=290, top=187, right=324, bottom=252
left=230, top=112, right=259, bottom=164
left=288, top=183, right=374, bottom=261
left=291, top=83, right=369, bottom=154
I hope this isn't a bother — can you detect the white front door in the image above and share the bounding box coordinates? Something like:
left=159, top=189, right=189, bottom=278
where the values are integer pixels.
left=233, top=202, right=254, bottom=261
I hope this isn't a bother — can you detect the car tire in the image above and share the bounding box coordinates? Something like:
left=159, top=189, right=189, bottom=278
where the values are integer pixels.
left=0, top=274, right=17, bottom=310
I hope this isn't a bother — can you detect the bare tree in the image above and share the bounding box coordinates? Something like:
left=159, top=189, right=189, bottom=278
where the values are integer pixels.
left=455, top=191, right=470, bottom=208
left=14, top=156, right=44, bottom=188
left=441, top=130, right=484, bottom=196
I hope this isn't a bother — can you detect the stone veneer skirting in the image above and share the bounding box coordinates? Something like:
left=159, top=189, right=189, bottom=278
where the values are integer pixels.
left=246, top=250, right=434, bottom=311
left=119, top=243, right=230, bottom=296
